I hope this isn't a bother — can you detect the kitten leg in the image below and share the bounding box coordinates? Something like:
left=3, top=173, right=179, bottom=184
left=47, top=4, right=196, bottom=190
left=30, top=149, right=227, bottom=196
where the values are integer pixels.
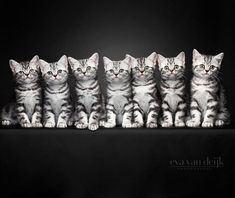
left=31, top=104, right=43, bottom=128
left=16, top=103, right=31, bottom=128
left=132, top=101, right=144, bottom=128
left=74, top=103, right=88, bottom=129
left=202, top=99, right=218, bottom=127
left=57, top=103, right=72, bottom=128
left=43, top=103, right=56, bottom=128
left=1, top=103, right=17, bottom=126
left=161, top=101, right=173, bottom=127
left=103, top=104, right=116, bottom=128
left=174, top=101, right=186, bottom=127
left=186, top=99, right=201, bottom=127
left=122, top=102, right=133, bottom=128
left=146, top=99, right=159, bottom=128
left=88, top=102, right=102, bottom=131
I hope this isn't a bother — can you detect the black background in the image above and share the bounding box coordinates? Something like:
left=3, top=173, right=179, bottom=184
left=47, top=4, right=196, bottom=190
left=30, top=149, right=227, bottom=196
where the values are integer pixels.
left=0, top=0, right=235, bottom=197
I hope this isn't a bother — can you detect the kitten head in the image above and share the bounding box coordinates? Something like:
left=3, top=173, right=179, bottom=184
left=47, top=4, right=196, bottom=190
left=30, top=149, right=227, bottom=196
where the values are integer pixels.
left=126, top=52, right=157, bottom=81
left=9, top=55, right=40, bottom=84
left=192, top=49, right=224, bottom=79
left=103, top=56, right=131, bottom=83
left=158, top=52, right=185, bottom=80
left=39, top=55, right=68, bottom=85
left=68, top=53, right=99, bottom=81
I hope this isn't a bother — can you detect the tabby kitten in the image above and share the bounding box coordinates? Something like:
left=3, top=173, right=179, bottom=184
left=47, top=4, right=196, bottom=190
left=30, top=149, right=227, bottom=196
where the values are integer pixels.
left=186, top=49, right=230, bottom=127
left=1, top=55, right=42, bottom=128
left=39, top=55, right=72, bottom=128
left=68, top=53, right=103, bottom=131
left=158, top=52, right=187, bottom=127
left=101, top=56, right=133, bottom=128
left=126, top=52, right=160, bottom=128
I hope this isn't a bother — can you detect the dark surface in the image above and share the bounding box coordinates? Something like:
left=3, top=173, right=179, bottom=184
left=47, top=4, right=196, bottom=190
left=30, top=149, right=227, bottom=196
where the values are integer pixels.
left=0, top=128, right=235, bottom=198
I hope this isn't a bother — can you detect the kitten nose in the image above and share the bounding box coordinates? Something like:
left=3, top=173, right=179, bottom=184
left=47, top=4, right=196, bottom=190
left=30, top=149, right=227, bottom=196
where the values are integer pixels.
left=205, top=70, right=209, bottom=73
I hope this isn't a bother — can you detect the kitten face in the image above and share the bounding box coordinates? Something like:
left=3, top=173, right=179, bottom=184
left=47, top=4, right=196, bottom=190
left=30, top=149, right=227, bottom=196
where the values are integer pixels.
left=103, top=56, right=131, bottom=83
left=68, top=53, right=99, bottom=81
left=39, top=55, right=68, bottom=85
left=127, top=52, right=157, bottom=81
left=9, top=55, right=40, bottom=84
left=158, top=52, right=185, bottom=80
left=192, top=49, right=224, bottom=79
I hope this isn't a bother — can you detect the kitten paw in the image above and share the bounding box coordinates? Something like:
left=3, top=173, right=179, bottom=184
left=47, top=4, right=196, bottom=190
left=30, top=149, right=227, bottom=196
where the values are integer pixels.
left=175, top=121, right=185, bottom=127
left=67, top=121, right=74, bottom=127
left=186, top=120, right=200, bottom=127
left=146, top=122, right=158, bottom=128
left=88, top=123, right=99, bottom=131
left=75, top=122, right=88, bottom=129
left=32, top=122, right=43, bottom=128
left=21, top=123, right=32, bottom=128
left=215, top=120, right=225, bottom=127
left=57, top=122, right=67, bottom=128
left=44, top=122, right=55, bottom=128
left=2, top=120, right=11, bottom=126
left=99, top=120, right=105, bottom=127
left=161, top=121, right=173, bottom=128
left=201, top=121, right=214, bottom=128
left=122, top=123, right=133, bottom=128
left=132, top=122, right=143, bottom=128
left=103, top=122, right=116, bottom=128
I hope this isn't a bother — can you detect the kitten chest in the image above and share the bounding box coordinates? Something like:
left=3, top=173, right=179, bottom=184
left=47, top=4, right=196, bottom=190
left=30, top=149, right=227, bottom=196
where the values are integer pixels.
left=78, top=89, right=98, bottom=114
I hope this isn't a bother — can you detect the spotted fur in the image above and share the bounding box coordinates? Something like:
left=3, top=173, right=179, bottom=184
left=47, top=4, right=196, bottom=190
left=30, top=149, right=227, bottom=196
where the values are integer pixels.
left=127, top=52, right=160, bottom=128
left=158, top=52, right=187, bottom=127
left=186, top=49, right=230, bottom=127
left=39, top=55, right=72, bottom=128
left=1, top=56, right=42, bottom=128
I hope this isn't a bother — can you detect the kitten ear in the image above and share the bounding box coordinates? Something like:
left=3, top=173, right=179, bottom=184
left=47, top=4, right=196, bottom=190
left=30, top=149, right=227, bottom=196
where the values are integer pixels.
left=9, top=59, right=20, bottom=74
left=193, top=49, right=201, bottom=60
left=123, top=56, right=131, bottom=66
left=103, top=56, right=112, bottom=69
left=89, top=53, right=99, bottom=66
left=215, top=52, right=224, bottom=64
left=68, top=57, right=79, bottom=70
left=29, top=55, right=39, bottom=70
left=157, top=54, right=165, bottom=63
left=125, top=54, right=135, bottom=59
left=38, top=59, right=49, bottom=73
left=176, top=51, right=185, bottom=65
left=58, top=55, right=68, bottom=69
left=147, top=52, right=157, bottom=65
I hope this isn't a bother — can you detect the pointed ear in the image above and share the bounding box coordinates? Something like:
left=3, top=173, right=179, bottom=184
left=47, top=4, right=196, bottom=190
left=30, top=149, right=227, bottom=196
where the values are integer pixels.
left=215, top=52, right=224, bottom=63
left=89, top=53, right=99, bottom=66
left=9, top=59, right=20, bottom=74
left=193, top=49, right=201, bottom=60
left=176, top=51, right=185, bottom=65
left=125, top=54, right=135, bottom=59
left=38, top=59, right=49, bottom=73
left=58, top=55, right=68, bottom=69
left=147, top=52, right=157, bottom=64
left=103, top=56, right=112, bottom=70
left=157, top=54, right=165, bottom=63
left=29, top=55, right=39, bottom=70
left=68, top=57, right=79, bottom=70
left=123, top=56, right=131, bottom=65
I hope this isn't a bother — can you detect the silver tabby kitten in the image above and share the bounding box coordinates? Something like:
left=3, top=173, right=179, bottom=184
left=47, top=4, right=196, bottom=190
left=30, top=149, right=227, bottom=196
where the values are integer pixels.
left=101, top=56, right=133, bottom=128
left=68, top=53, right=103, bottom=131
left=158, top=52, right=187, bottom=127
left=186, top=49, right=230, bottom=127
left=126, top=52, right=160, bottom=128
left=39, top=55, right=72, bottom=128
left=1, top=55, right=42, bottom=128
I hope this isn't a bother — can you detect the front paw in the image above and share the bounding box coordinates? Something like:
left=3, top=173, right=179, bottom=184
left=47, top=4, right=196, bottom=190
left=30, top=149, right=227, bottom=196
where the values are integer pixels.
left=161, top=121, right=173, bottom=128
left=215, top=120, right=225, bottom=127
left=32, top=122, right=43, bottom=128
left=2, top=120, right=12, bottom=126
left=146, top=122, right=158, bottom=128
left=44, top=122, right=55, bottom=128
left=21, top=122, right=32, bottom=128
left=88, top=123, right=99, bottom=131
left=186, top=120, right=200, bottom=127
left=201, top=121, right=214, bottom=128
left=103, top=121, right=116, bottom=128
left=75, top=121, right=88, bottom=129
left=175, top=121, right=185, bottom=127
left=122, top=121, right=133, bottom=128
left=57, top=122, right=67, bottom=128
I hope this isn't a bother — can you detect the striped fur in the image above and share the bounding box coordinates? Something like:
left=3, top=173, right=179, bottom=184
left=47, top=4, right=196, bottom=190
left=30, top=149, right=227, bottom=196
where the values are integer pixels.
left=1, top=55, right=42, bottom=127
left=186, top=49, right=230, bottom=127
left=68, top=53, right=103, bottom=131
left=158, top=52, right=187, bottom=127
left=101, top=56, right=133, bottom=128
left=39, top=55, right=72, bottom=128
left=127, top=52, right=160, bottom=128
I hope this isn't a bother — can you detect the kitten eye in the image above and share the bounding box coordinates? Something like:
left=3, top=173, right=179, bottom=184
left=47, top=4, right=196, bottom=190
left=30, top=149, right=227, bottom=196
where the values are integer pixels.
left=175, top=65, right=179, bottom=69
left=18, top=71, right=23, bottom=74
left=119, top=69, right=124, bottom=73
left=145, top=66, right=149, bottom=70
left=77, top=68, right=81, bottom=72
left=87, top=66, right=91, bottom=70
left=58, top=69, right=62, bottom=73
left=210, top=65, right=215, bottom=69
left=135, top=67, right=139, bottom=70
left=164, top=66, right=169, bottom=70
left=29, top=69, right=34, bottom=73
left=110, top=69, right=114, bottom=73
left=200, top=64, right=205, bottom=69
left=47, top=71, right=52, bottom=75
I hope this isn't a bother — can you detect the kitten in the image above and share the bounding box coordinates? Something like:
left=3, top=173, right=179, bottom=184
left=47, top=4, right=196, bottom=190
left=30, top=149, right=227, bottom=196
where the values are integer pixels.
left=158, top=52, right=187, bottom=127
left=68, top=53, right=103, bottom=131
left=126, top=52, right=160, bottom=128
left=39, top=55, right=72, bottom=128
left=101, top=56, right=133, bottom=128
left=1, top=55, right=42, bottom=128
left=186, top=49, right=230, bottom=127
